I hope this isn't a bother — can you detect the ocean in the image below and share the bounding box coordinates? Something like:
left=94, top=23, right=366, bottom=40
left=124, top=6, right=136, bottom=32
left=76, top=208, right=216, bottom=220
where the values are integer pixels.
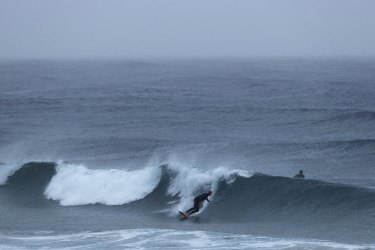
left=0, top=58, right=374, bottom=249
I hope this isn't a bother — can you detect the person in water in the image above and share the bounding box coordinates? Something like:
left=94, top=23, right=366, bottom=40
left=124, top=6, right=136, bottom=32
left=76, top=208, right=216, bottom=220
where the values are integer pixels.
left=294, top=170, right=305, bottom=179
left=185, top=190, right=212, bottom=215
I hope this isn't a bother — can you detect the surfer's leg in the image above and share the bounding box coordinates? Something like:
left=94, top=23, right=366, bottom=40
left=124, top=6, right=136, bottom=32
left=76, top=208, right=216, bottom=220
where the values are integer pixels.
left=187, top=207, right=199, bottom=215
left=186, top=207, right=195, bottom=214
left=186, top=202, right=200, bottom=215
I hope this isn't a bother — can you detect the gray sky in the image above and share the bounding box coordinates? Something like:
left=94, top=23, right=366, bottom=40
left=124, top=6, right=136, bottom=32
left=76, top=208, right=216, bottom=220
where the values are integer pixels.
left=1, top=0, right=375, bottom=59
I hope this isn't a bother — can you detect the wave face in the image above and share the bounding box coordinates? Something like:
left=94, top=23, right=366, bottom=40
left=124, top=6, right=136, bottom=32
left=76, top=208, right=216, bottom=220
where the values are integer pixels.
left=139, top=166, right=375, bottom=225
left=1, top=161, right=375, bottom=227
left=0, top=162, right=56, bottom=206
left=209, top=175, right=375, bottom=224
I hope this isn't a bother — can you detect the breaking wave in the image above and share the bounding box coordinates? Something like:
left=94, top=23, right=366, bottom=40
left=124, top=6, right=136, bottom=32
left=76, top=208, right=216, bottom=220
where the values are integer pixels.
left=1, top=161, right=374, bottom=225
left=45, top=163, right=161, bottom=206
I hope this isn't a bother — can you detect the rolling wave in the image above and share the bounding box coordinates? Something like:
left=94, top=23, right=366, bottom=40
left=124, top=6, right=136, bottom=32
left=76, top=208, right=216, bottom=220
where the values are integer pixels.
left=1, top=162, right=374, bottom=226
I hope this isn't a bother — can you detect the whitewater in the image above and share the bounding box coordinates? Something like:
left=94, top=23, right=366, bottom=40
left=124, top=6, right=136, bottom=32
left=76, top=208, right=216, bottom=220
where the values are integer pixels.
left=0, top=59, right=375, bottom=249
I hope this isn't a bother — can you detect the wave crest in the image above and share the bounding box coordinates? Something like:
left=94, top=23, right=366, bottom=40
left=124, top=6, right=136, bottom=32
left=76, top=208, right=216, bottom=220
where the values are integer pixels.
left=45, top=163, right=161, bottom=206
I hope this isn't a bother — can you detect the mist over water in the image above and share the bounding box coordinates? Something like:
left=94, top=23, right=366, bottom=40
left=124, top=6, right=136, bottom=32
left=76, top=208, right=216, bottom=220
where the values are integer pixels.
left=0, top=58, right=375, bottom=249
left=1, top=0, right=375, bottom=58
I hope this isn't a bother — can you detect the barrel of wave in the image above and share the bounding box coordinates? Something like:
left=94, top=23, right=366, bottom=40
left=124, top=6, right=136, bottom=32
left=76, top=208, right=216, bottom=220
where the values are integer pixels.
left=166, top=165, right=253, bottom=215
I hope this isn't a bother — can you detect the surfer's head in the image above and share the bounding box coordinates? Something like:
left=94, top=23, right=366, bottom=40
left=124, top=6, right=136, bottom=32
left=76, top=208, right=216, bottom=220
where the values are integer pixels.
left=299, top=170, right=303, bottom=174
left=208, top=190, right=212, bottom=196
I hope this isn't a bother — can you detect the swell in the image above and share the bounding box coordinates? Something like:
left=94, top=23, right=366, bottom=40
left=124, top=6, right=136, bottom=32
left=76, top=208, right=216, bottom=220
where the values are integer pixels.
left=244, top=139, right=375, bottom=152
left=271, top=108, right=375, bottom=121
left=327, top=110, right=375, bottom=122
left=247, top=107, right=375, bottom=124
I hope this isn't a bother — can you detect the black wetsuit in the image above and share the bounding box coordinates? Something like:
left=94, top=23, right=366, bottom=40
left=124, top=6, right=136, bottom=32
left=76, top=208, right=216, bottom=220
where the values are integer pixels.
left=186, top=192, right=211, bottom=215
left=294, top=173, right=305, bottom=179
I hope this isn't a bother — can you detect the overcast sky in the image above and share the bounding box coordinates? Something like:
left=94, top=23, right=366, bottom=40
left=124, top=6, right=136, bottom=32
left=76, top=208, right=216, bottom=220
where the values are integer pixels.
left=1, top=0, right=375, bottom=59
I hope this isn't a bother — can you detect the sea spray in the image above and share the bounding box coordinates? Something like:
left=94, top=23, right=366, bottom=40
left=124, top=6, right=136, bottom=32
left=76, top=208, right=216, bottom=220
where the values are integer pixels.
left=166, top=164, right=253, bottom=214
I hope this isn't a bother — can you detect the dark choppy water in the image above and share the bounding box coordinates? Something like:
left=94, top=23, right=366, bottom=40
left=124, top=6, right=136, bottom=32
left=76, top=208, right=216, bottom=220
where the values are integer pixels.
left=0, top=58, right=374, bottom=249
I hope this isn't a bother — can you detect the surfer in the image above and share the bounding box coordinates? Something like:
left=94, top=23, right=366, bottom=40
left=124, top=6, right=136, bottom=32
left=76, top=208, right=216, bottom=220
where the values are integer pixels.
left=185, top=190, right=212, bottom=215
left=294, top=170, right=305, bottom=179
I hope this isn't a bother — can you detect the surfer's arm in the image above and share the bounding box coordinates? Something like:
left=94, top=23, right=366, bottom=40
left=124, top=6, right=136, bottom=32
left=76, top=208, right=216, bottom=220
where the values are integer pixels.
left=206, top=198, right=210, bottom=202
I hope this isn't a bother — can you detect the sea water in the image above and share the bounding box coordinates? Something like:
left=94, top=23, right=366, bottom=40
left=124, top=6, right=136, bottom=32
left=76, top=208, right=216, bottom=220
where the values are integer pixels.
left=0, top=58, right=374, bottom=249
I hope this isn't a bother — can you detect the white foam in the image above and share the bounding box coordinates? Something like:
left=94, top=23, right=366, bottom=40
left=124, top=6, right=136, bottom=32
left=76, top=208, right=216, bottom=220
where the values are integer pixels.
left=0, top=163, right=22, bottom=185
left=1, top=229, right=373, bottom=250
left=45, top=163, right=161, bottom=206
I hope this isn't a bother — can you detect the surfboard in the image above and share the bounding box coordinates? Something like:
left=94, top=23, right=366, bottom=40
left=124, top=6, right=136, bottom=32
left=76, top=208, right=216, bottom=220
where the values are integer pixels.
left=178, top=211, right=189, bottom=219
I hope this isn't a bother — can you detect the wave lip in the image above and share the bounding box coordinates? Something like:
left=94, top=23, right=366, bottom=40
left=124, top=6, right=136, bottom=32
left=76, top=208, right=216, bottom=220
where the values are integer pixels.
left=0, top=162, right=23, bottom=185
left=45, top=163, right=161, bottom=206
left=43, top=162, right=253, bottom=210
